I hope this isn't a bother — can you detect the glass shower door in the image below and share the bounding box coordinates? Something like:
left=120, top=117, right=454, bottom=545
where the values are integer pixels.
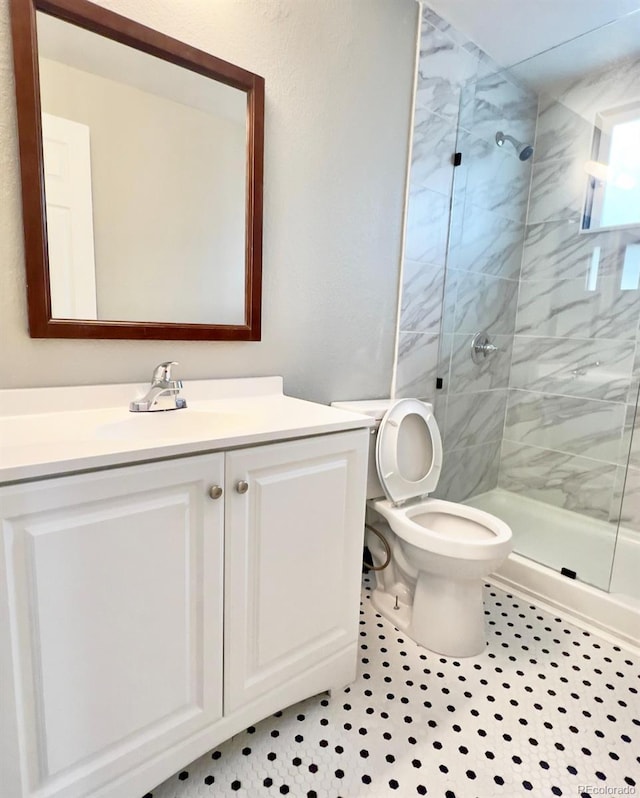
left=450, top=28, right=640, bottom=597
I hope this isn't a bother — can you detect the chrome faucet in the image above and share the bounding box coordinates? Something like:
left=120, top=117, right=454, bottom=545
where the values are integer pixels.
left=129, top=361, right=187, bottom=412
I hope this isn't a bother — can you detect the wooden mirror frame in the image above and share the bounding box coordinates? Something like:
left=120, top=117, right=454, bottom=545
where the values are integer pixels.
left=10, top=0, right=264, bottom=340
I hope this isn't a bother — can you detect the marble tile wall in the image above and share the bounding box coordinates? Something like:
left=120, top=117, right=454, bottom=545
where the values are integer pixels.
left=394, top=8, right=640, bottom=528
left=395, top=6, right=473, bottom=402
left=395, top=3, right=538, bottom=503
left=499, top=56, right=640, bottom=527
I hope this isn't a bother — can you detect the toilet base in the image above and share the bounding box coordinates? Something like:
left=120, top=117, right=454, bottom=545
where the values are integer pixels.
left=411, top=571, right=486, bottom=657
left=369, top=586, right=412, bottom=634
left=369, top=573, right=488, bottom=658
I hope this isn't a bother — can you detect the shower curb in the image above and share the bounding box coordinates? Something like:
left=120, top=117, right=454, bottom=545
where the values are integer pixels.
left=488, top=553, right=640, bottom=655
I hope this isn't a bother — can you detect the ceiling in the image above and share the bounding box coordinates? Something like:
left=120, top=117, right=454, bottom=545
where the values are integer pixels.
left=509, top=10, right=640, bottom=91
left=425, top=0, right=640, bottom=82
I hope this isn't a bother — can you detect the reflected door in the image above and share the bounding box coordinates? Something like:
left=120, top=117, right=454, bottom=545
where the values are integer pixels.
left=42, top=112, right=97, bottom=319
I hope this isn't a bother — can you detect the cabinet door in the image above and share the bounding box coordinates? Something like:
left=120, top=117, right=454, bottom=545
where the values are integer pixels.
left=224, top=430, right=368, bottom=712
left=0, top=454, right=224, bottom=798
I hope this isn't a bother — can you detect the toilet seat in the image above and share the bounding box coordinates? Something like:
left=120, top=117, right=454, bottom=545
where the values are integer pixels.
left=376, top=398, right=442, bottom=505
left=373, top=399, right=510, bottom=560
left=371, top=497, right=512, bottom=561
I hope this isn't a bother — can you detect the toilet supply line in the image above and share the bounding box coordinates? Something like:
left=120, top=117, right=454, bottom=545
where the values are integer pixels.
left=364, top=522, right=392, bottom=571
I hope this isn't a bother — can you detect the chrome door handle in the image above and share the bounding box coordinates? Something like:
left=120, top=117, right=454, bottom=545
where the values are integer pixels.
left=209, top=485, right=223, bottom=500
left=236, top=480, right=249, bottom=494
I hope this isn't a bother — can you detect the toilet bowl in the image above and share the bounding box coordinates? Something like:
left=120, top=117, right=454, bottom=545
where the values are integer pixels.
left=332, top=398, right=513, bottom=657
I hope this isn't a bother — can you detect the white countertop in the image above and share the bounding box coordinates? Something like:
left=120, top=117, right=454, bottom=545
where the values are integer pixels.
left=0, top=377, right=373, bottom=484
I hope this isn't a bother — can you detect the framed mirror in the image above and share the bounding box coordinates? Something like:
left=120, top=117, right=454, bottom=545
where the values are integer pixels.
left=10, top=0, right=264, bottom=340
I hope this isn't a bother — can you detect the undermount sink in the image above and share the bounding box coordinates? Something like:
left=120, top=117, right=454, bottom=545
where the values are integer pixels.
left=97, top=410, right=246, bottom=440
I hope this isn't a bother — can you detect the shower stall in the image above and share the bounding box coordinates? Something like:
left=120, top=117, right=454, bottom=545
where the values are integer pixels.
left=396, top=6, right=640, bottom=613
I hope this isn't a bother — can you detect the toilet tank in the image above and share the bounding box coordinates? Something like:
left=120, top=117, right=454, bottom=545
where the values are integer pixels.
left=331, top=399, right=393, bottom=499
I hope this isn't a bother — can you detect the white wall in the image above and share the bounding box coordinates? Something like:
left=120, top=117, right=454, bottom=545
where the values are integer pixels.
left=0, top=0, right=417, bottom=402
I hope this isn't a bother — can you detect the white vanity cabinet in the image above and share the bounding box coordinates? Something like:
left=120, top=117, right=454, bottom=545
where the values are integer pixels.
left=0, top=429, right=368, bottom=798
left=224, top=432, right=367, bottom=712
left=0, top=454, right=226, bottom=798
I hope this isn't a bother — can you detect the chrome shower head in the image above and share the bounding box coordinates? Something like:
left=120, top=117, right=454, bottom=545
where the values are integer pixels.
left=519, top=143, right=534, bottom=161
left=495, top=130, right=534, bottom=161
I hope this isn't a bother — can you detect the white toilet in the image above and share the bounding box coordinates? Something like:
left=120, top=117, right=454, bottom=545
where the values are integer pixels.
left=333, top=398, right=512, bottom=658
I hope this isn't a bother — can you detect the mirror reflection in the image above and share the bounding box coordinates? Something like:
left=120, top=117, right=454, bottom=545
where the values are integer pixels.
left=37, top=11, right=247, bottom=324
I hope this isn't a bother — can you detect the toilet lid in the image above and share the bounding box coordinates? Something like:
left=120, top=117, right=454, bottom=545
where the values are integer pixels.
left=375, top=398, right=443, bottom=505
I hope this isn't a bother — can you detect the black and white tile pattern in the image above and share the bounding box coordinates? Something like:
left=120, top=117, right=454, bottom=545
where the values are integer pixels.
left=145, top=577, right=639, bottom=798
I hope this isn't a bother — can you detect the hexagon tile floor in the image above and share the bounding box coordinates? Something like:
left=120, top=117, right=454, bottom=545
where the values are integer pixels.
left=145, top=577, right=639, bottom=798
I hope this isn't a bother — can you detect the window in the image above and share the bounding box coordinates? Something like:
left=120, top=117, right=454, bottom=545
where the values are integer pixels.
left=582, top=101, right=640, bottom=231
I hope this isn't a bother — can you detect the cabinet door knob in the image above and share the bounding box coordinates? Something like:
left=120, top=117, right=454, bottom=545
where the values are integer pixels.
left=236, top=480, right=249, bottom=494
left=209, top=485, right=223, bottom=500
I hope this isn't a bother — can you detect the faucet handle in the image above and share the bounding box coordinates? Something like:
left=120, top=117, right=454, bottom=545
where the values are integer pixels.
left=152, top=361, right=179, bottom=386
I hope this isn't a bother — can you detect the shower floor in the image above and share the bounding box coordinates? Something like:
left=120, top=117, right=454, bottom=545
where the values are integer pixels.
left=143, top=576, right=639, bottom=798
left=465, top=487, right=640, bottom=600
